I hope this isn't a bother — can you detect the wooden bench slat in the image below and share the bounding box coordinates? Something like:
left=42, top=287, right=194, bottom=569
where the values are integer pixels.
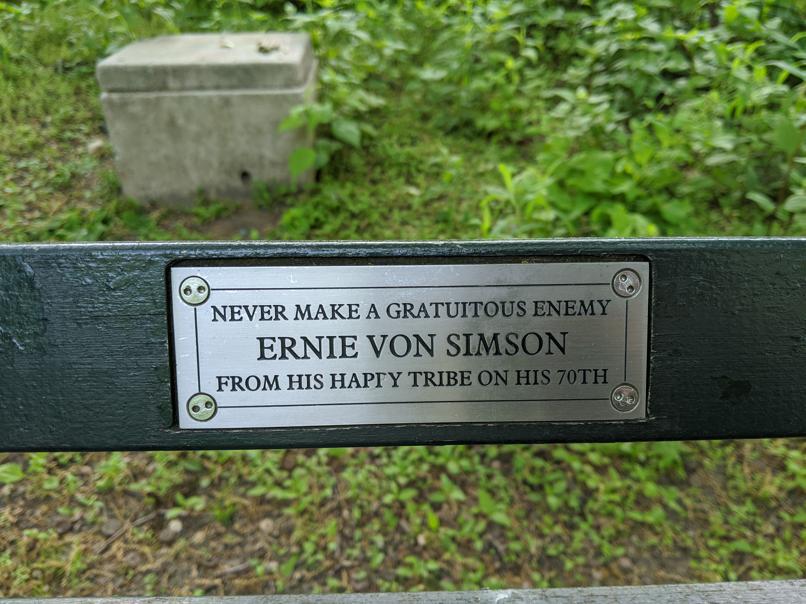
left=1, top=238, right=804, bottom=451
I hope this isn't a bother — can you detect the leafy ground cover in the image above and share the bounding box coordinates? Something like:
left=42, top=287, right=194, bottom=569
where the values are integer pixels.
left=0, top=0, right=804, bottom=596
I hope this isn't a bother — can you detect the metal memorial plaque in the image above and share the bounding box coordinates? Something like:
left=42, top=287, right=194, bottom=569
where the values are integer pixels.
left=170, top=262, right=649, bottom=429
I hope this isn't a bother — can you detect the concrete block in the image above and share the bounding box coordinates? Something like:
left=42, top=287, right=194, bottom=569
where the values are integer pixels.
left=97, top=33, right=316, bottom=205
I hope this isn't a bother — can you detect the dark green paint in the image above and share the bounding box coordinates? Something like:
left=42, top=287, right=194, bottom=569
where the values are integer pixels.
left=0, top=238, right=804, bottom=452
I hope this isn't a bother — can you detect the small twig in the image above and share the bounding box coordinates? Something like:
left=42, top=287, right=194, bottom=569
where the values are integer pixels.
left=215, top=561, right=252, bottom=577
left=94, top=511, right=158, bottom=555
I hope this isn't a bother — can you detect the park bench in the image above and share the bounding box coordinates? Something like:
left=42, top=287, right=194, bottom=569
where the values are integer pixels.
left=1, top=237, right=805, bottom=602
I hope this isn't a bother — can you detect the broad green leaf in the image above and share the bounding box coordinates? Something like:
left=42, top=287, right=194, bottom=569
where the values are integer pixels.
left=564, top=151, right=616, bottom=194
left=723, top=4, right=739, bottom=24
left=783, top=194, right=806, bottom=213
left=477, top=489, right=496, bottom=514
left=767, top=61, right=806, bottom=82
left=398, top=488, right=418, bottom=501
left=0, top=463, right=24, bottom=484
left=418, top=67, right=447, bottom=81
left=490, top=511, right=512, bottom=526
left=306, top=102, right=334, bottom=126
left=747, top=191, right=775, bottom=214
left=280, top=103, right=334, bottom=134
left=659, top=200, right=692, bottom=224
left=288, top=147, right=316, bottom=181
left=278, top=107, right=308, bottom=133
left=772, top=116, right=801, bottom=156
left=331, top=118, right=362, bottom=148
left=705, top=153, right=740, bottom=166
left=731, top=539, right=754, bottom=554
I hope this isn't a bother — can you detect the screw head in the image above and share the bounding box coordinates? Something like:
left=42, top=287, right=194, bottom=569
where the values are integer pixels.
left=612, top=269, right=641, bottom=298
left=187, top=393, right=217, bottom=422
left=610, top=384, right=639, bottom=413
left=179, top=276, right=210, bottom=306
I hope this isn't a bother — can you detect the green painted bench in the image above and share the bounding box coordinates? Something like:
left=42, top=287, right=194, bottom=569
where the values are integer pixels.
left=1, top=238, right=804, bottom=601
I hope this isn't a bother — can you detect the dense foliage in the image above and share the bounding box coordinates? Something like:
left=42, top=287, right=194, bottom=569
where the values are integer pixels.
left=0, top=0, right=805, bottom=597
left=1, top=0, right=805, bottom=240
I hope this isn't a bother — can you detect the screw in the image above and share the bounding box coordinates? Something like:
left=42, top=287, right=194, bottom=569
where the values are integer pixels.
left=612, top=269, right=641, bottom=298
left=187, top=393, right=217, bottom=422
left=179, top=276, right=210, bottom=306
left=610, top=384, right=639, bottom=413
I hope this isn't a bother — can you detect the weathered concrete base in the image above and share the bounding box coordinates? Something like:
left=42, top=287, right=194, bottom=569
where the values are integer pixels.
left=101, top=75, right=315, bottom=205
left=97, top=33, right=316, bottom=206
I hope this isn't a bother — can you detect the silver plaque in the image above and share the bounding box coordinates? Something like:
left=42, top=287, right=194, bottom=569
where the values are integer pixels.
left=171, top=262, right=649, bottom=429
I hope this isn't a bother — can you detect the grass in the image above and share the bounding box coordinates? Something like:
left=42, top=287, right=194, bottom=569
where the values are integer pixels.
left=1, top=442, right=805, bottom=595
left=0, top=0, right=805, bottom=596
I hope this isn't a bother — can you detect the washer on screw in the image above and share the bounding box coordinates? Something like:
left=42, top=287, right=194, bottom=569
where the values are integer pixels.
left=610, top=384, right=639, bottom=413
left=187, top=393, right=217, bottom=422
left=612, top=269, right=641, bottom=299
left=179, top=276, right=210, bottom=306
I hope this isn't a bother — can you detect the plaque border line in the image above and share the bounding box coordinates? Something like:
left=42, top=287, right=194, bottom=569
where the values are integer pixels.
left=210, top=282, right=610, bottom=292
left=193, top=307, right=201, bottom=392
left=187, top=275, right=634, bottom=416
left=216, top=398, right=611, bottom=409
left=624, top=300, right=629, bottom=382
